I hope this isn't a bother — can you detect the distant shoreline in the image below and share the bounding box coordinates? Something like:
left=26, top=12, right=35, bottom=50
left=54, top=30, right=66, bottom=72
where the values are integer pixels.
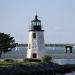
left=15, top=43, right=75, bottom=47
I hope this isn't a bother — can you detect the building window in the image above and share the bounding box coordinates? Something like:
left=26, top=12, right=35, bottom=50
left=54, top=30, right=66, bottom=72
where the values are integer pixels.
left=33, top=53, right=37, bottom=58
left=33, top=33, right=36, bottom=38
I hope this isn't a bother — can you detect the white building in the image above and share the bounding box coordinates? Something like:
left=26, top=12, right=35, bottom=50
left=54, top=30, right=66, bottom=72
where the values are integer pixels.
left=27, top=15, right=45, bottom=59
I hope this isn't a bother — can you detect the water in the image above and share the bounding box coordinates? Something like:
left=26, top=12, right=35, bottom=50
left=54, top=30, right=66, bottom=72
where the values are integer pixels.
left=1, top=46, right=75, bottom=64
left=0, top=46, right=75, bottom=75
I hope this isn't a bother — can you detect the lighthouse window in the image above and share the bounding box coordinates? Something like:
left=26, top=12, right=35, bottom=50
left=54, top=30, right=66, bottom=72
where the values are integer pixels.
left=33, top=33, right=36, bottom=38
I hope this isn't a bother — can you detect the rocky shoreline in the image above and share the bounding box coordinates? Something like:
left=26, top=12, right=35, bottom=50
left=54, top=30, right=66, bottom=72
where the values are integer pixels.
left=0, top=63, right=75, bottom=75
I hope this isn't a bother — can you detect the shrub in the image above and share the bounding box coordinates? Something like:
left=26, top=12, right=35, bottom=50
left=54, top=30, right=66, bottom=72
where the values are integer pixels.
left=42, top=55, right=52, bottom=63
left=24, top=59, right=41, bottom=62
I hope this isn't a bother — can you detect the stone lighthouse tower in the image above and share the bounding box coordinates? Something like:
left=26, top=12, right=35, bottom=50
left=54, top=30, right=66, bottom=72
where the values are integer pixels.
left=27, top=15, right=45, bottom=59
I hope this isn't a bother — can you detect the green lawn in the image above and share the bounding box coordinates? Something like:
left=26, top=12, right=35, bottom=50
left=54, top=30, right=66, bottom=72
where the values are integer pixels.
left=0, top=61, right=41, bottom=67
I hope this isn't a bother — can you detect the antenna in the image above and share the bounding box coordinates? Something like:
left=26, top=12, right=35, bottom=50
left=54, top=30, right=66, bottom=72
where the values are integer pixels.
left=36, top=11, right=37, bottom=16
left=35, top=11, right=38, bottom=20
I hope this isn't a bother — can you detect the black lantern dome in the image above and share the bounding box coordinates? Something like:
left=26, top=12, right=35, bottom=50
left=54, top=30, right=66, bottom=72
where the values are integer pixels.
left=30, top=15, right=43, bottom=31
left=32, top=15, right=41, bottom=26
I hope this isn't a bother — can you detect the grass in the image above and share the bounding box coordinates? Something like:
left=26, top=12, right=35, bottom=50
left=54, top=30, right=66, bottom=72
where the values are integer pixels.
left=0, top=61, right=75, bottom=75
left=0, top=60, right=41, bottom=67
left=0, top=61, right=18, bottom=67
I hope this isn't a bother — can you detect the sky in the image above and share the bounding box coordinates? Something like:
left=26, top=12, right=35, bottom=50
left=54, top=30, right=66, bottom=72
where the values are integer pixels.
left=0, top=0, right=75, bottom=44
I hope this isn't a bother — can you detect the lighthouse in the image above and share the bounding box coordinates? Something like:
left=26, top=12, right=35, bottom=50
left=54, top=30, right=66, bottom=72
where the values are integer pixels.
left=27, top=15, right=45, bottom=59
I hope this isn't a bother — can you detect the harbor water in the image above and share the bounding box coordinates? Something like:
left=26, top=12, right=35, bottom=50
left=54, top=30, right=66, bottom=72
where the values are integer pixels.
left=1, top=46, right=75, bottom=65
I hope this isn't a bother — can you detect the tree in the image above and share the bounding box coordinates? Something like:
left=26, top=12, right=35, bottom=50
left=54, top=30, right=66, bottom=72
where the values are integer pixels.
left=42, top=55, right=52, bottom=63
left=0, top=33, right=15, bottom=57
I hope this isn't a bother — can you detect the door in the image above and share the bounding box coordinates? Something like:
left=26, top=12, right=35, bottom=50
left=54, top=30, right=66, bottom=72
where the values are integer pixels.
left=33, top=53, right=37, bottom=58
